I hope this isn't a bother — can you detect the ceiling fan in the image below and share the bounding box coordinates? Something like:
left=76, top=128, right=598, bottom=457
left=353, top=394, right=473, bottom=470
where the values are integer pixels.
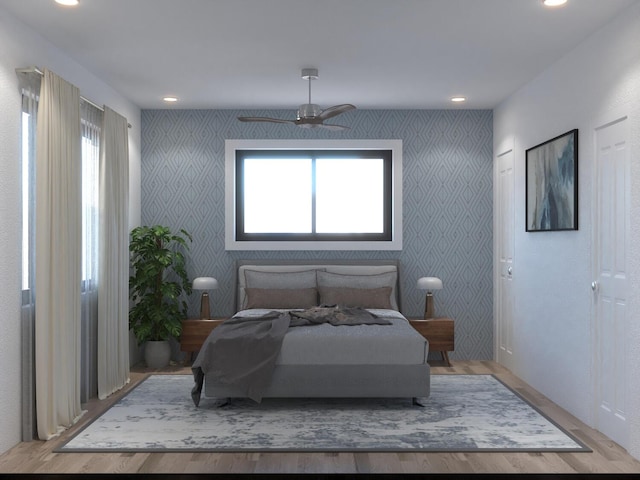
left=237, top=68, right=356, bottom=131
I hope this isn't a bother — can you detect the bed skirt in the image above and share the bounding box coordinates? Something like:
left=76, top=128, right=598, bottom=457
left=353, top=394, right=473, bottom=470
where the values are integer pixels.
left=203, top=363, right=430, bottom=399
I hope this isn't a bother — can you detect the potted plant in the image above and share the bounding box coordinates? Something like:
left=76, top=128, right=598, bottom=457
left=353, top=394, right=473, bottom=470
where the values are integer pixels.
left=129, top=225, right=192, bottom=368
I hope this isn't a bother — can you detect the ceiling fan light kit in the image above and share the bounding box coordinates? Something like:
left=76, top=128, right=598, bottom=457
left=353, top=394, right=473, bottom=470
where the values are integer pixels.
left=237, top=68, right=356, bottom=131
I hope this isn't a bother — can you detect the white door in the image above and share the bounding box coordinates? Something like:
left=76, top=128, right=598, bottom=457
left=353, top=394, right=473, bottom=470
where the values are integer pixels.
left=496, top=147, right=514, bottom=369
left=593, top=115, right=629, bottom=448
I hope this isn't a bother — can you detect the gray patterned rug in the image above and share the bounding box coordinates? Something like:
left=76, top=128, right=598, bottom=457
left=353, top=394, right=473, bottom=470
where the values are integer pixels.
left=58, top=374, right=589, bottom=452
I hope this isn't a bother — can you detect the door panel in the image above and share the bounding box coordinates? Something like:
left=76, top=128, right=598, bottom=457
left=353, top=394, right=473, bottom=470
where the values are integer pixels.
left=496, top=147, right=514, bottom=368
left=594, top=116, right=628, bottom=448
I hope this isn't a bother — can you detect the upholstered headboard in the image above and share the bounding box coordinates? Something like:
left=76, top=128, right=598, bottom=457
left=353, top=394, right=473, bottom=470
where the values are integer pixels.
left=235, top=259, right=402, bottom=313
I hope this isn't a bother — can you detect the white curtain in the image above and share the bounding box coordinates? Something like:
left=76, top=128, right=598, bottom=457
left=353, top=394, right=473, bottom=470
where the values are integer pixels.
left=97, top=106, right=131, bottom=398
left=35, top=68, right=85, bottom=439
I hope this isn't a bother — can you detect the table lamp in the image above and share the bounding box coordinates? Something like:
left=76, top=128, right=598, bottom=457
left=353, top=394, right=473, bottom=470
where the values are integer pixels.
left=192, top=276, right=219, bottom=319
left=416, top=276, right=443, bottom=319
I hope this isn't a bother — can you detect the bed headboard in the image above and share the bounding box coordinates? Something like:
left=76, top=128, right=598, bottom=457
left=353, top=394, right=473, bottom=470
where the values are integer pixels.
left=235, top=259, right=402, bottom=313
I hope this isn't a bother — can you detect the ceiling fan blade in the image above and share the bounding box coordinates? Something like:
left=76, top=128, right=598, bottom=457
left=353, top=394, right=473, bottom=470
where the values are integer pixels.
left=237, top=116, right=296, bottom=125
left=317, top=104, right=356, bottom=121
left=318, top=123, right=350, bottom=131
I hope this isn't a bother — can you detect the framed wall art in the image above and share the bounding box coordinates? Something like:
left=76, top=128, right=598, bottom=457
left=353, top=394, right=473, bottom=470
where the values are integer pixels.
left=525, top=129, right=578, bottom=232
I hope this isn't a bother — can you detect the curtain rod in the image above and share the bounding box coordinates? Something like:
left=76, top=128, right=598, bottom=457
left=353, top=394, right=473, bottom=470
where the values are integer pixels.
left=16, top=66, right=132, bottom=129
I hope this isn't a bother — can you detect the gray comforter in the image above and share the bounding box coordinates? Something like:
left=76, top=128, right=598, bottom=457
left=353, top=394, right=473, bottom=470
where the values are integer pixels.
left=191, top=306, right=391, bottom=405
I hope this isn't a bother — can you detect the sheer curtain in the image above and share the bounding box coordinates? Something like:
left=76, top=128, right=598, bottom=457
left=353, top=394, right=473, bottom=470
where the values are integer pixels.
left=80, top=101, right=102, bottom=403
left=97, top=106, right=130, bottom=398
left=19, top=71, right=39, bottom=441
left=35, top=68, right=85, bottom=439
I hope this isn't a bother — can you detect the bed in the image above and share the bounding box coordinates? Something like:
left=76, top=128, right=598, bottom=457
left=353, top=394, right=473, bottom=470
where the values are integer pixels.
left=191, top=260, right=430, bottom=404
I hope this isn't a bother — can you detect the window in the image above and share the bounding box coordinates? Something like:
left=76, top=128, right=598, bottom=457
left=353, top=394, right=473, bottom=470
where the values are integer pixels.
left=225, top=140, right=402, bottom=250
left=80, top=105, right=102, bottom=287
left=21, top=110, right=33, bottom=291
left=20, top=89, right=102, bottom=299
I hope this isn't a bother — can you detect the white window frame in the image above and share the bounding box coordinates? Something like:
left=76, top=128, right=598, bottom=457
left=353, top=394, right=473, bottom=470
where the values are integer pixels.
left=225, top=139, right=403, bottom=251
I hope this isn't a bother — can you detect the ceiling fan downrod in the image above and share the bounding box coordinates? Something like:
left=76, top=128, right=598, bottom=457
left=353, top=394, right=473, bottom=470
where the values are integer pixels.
left=298, top=68, right=321, bottom=119
left=301, top=68, right=318, bottom=104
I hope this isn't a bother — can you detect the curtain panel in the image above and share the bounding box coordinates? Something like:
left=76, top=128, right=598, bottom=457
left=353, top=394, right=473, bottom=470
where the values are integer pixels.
left=97, top=106, right=131, bottom=398
left=35, top=68, right=85, bottom=439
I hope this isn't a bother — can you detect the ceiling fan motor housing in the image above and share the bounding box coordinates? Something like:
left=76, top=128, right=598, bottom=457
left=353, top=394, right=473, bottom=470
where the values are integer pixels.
left=297, top=103, right=322, bottom=120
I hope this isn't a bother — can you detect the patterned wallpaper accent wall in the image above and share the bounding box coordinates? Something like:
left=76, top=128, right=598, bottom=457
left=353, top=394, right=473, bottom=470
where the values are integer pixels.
left=141, top=109, right=493, bottom=359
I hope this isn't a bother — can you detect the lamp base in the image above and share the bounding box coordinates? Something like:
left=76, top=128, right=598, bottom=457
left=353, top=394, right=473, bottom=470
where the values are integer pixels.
left=424, top=293, right=434, bottom=319
left=200, top=292, right=211, bottom=319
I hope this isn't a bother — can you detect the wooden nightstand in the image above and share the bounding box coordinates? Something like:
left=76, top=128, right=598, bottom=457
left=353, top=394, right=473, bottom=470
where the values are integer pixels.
left=180, top=318, right=226, bottom=363
left=409, top=317, right=454, bottom=366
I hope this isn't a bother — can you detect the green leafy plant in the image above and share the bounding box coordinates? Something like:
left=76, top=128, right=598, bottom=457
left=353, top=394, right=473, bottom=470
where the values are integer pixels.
left=129, top=225, right=193, bottom=344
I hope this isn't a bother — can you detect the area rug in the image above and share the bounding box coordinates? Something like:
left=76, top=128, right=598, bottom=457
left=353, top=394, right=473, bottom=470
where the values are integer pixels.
left=57, top=374, right=589, bottom=452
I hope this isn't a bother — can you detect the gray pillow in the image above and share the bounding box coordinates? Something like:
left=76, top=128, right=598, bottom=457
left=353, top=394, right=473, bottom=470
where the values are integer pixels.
left=319, top=286, right=392, bottom=309
left=244, top=269, right=318, bottom=289
left=317, top=270, right=397, bottom=309
left=245, top=287, right=318, bottom=309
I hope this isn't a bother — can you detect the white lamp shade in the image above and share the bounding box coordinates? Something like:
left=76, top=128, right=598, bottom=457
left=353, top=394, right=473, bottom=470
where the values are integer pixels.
left=192, top=277, right=219, bottom=290
left=416, top=276, right=443, bottom=291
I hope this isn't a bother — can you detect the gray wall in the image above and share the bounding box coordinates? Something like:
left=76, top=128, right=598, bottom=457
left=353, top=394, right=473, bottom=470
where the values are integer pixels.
left=141, top=109, right=493, bottom=360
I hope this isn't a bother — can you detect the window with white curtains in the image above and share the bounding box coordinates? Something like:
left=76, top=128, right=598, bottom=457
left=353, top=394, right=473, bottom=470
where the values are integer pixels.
left=19, top=67, right=130, bottom=441
left=20, top=78, right=38, bottom=441
left=21, top=91, right=102, bottom=301
left=20, top=81, right=104, bottom=417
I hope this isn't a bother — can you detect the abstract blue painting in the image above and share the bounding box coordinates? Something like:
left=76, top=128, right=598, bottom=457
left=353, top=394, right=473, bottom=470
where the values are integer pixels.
left=526, top=129, right=578, bottom=231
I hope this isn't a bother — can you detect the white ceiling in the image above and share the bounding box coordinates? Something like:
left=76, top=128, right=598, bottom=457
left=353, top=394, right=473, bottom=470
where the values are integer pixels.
left=3, top=0, right=638, bottom=110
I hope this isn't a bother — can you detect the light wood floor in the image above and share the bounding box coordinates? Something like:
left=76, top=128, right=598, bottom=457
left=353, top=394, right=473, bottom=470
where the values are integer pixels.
left=1, top=360, right=639, bottom=474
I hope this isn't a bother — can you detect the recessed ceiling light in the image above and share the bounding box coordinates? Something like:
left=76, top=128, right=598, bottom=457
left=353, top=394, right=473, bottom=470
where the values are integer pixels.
left=55, top=0, right=79, bottom=6
left=542, top=0, right=567, bottom=7
left=163, top=96, right=178, bottom=103
left=450, top=96, right=466, bottom=103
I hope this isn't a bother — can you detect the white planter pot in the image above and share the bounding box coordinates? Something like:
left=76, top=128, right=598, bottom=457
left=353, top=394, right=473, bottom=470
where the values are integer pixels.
left=144, top=340, right=171, bottom=369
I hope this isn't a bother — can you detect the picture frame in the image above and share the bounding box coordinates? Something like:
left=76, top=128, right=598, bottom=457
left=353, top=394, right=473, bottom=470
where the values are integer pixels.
left=525, top=129, right=578, bottom=232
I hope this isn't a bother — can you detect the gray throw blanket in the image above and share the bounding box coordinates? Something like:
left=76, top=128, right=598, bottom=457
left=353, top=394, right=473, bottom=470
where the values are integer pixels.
left=191, top=305, right=391, bottom=405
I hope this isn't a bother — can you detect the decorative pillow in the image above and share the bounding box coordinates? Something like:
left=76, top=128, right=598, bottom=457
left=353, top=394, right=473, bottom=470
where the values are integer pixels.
left=245, top=287, right=318, bottom=309
left=316, top=270, right=398, bottom=309
left=319, top=286, right=393, bottom=309
left=244, top=269, right=318, bottom=289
